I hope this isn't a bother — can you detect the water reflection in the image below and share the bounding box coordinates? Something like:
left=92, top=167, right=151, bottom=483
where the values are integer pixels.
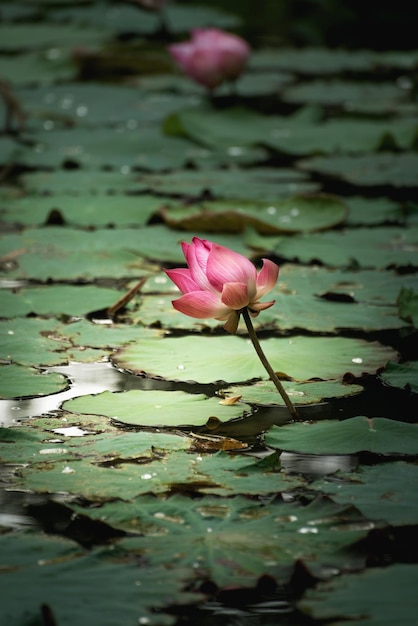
left=280, top=451, right=358, bottom=476
left=0, top=361, right=148, bottom=427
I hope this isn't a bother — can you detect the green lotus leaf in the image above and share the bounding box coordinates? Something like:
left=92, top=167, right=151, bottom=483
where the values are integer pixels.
left=311, top=462, right=418, bottom=526
left=282, top=80, right=412, bottom=114
left=221, top=379, right=364, bottom=406
left=160, top=194, right=348, bottom=234
left=0, top=285, right=121, bottom=318
left=248, top=226, right=418, bottom=269
left=0, top=50, right=75, bottom=85
left=0, top=364, right=67, bottom=399
left=63, top=389, right=252, bottom=427
left=134, top=167, right=317, bottom=199
left=298, top=153, right=418, bottom=188
left=113, top=495, right=368, bottom=587
left=0, top=532, right=193, bottom=626
left=265, top=416, right=418, bottom=455
left=0, top=23, right=109, bottom=51
left=298, top=563, right=418, bottom=626
left=397, top=287, right=418, bottom=326
left=379, top=361, right=418, bottom=394
left=0, top=194, right=167, bottom=227
left=113, top=335, right=397, bottom=384
left=0, top=225, right=251, bottom=279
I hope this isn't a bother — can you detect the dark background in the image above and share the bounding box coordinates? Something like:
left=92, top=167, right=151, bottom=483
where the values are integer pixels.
left=179, top=0, right=415, bottom=50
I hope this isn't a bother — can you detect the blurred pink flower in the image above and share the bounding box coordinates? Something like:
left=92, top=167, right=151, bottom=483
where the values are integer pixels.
left=165, top=237, right=278, bottom=333
left=168, top=28, right=250, bottom=90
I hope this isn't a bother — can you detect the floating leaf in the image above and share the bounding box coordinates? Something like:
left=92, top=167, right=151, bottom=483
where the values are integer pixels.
left=134, top=167, right=317, bottom=199
left=397, top=287, right=418, bottom=326
left=0, top=364, right=67, bottom=399
left=76, top=494, right=368, bottom=587
left=298, top=563, right=418, bottom=626
left=248, top=226, right=418, bottom=269
left=298, top=153, right=418, bottom=189
left=0, top=194, right=166, bottom=227
left=0, top=285, right=121, bottom=318
left=222, top=379, right=364, bottom=406
left=282, top=80, right=413, bottom=114
left=265, top=416, right=418, bottom=455
left=160, top=194, right=348, bottom=234
left=113, top=335, right=397, bottom=384
left=0, top=532, right=193, bottom=626
left=311, top=462, right=418, bottom=526
left=63, top=389, right=252, bottom=427
left=379, top=361, right=418, bottom=394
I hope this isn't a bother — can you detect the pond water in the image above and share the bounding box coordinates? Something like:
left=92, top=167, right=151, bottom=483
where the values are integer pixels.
left=1, top=1, right=417, bottom=624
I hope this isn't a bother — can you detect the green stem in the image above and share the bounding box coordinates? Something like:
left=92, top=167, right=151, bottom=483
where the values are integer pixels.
left=242, top=308, right=300, bottom=421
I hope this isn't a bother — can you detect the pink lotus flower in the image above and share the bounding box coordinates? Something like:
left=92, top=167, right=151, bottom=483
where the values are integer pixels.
left=168, top=28, right=250, bottom=90
left=164, top=237, right=279, bottom=334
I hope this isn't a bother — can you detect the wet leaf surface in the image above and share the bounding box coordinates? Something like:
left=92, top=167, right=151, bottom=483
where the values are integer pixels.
left=0, top=2, right=417, bottom=623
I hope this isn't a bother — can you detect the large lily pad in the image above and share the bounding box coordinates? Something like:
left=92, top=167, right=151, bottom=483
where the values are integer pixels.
left=0, top=364, right=67, bottom=399
left=0, top=193, right=166, bottom=227
left=114, top=495, right=368, bottom=587
left=8, top=126, right=261, bottom=171
left=247, top=226, right=418, bottom=269
left=15, top=83, right=199, bottom=130
left=298, top=563, right=418, bottom=626
left=160, top=194, right=348, bottom=234
left=282, top=80, right=414, bottom=114
left=63, top=389, right=252, bottom=427
left=165, top=104, right=418, bottom=156
left=379, top=361, right=418, bottom=394
left=129, top=265, right=417, bottom=334
left=0, top=285, right=121, bottom=318
left=0, top=532, right=194, bottom=626
left=0, top=50, right=76, bottom=86
left=221, top=379, right=364, bottom=406
left=113, top=335, right=397, bottom=384
left=134, top=167, right=318, bottom=199
left=311, top=462, right=418, bottom=526
left=0, top=23, right=110, bottom=52
left=0, top=225, right=251, bottom=279
left=265, top=417, right=418, bottom=455
left=297, top=153, right=418, bottom=189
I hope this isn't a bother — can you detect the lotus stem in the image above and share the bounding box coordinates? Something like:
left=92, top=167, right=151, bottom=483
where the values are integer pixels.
left=242, top=308, right=300, bottom=421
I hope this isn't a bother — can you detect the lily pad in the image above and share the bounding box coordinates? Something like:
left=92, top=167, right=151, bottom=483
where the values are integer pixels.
left=63, top=390, right=252, bottom=427
left=298, top=563, right=418, bottom=626
left=160, top=194, right=348, bottom=234
left=221, top=379, right=364, bottom=406
left=113, top=335, right=397, bottom=384
left=19, top=169, right=139, bottom=194
left=165, top=104, right=418, bottom=156
left=397, top=287, right=418, bottom=326
left=0, top=50, right=76, bottom=85
left=134, top=167, right=318, bottom=199
left=8, top=126, right=252, bottom=171
left=0, top=285, right=122, bottom=318
left=265, top=416, right=418, bottom=455
left=379, top=361, right=418, bottom=394
left=0, top=23, right=110, bottom=52
left=0, top=225, right=251, bottom=279
left=0, top=193, right=167, bottom=227
left=15, top=82, right=199, bottom=130
left=115, top=495, right=368, bottom=587
left=0, top=364, right=67, bottom=399
left=248, top=226, right=418, bottom=269
left=282, top=80, right=413, bottom=114
left=297, top=153, right=418, bottom=189
left=311, top=462, right=418, bottom=526
left=0, top=532, right=193, bottom=626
